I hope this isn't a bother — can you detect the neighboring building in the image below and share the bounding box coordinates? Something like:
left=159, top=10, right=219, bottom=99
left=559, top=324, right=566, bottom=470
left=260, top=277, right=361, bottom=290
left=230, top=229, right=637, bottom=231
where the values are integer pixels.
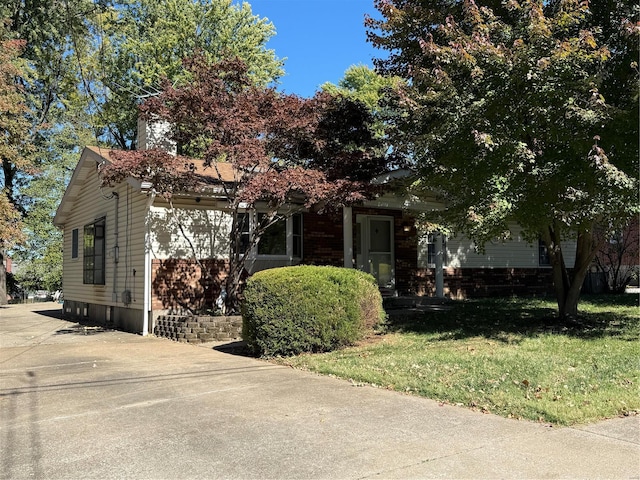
left=54, top=135, right=576, bottom=335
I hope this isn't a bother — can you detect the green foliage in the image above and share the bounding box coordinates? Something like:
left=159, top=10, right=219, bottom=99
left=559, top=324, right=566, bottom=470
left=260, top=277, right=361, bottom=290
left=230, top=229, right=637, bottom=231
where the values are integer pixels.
left=96, top=0, right=284, bottom=148
left=242, top=266, right=385, bottom=357
left=367, top=0, right=639, bottom=317
left=321, top=65, right=406, bottom=167
left=1, top=0, right=284, bottom=300
left=280, top=295, right=639, bottom=425
left=14, top=248, right=62, bottom=293
left=321, top=65, right=404, bottom=112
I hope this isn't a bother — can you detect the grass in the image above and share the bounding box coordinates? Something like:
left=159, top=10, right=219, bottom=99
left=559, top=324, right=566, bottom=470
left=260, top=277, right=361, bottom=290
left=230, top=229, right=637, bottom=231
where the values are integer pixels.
left=275, top=294, right=639, bottom=425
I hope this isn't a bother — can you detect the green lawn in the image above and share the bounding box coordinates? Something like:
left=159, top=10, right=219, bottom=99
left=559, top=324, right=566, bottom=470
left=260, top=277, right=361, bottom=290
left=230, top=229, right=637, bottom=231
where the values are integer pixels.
left=276, top=294, right=639, bottom=425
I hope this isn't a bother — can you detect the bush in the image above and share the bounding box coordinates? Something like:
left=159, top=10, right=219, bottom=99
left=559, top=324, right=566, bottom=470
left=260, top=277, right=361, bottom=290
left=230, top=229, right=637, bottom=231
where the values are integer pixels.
left=241, top=266, right=385, bottom=357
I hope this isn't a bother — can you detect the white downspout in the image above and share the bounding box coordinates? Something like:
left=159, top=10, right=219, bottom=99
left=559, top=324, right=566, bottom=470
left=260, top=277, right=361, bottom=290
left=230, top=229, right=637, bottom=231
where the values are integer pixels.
left=142, top=192, right=156, bottom=336
left=343, top=206, right=353, bottom=268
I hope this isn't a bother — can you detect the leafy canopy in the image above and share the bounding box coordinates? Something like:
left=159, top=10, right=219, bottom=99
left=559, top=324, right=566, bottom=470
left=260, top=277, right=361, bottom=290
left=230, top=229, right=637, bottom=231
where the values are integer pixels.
left=101, top=55, right=388, bottom=311
left=367, top=0, right=639, bottom=316
left=0, top=21, right=29, bottom=248
left=95, top=0, right=284, bottom=149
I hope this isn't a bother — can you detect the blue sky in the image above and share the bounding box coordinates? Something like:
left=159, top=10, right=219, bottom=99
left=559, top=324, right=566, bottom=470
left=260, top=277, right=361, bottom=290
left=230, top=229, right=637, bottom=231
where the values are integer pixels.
left=243, top=0, right=383, bottom=97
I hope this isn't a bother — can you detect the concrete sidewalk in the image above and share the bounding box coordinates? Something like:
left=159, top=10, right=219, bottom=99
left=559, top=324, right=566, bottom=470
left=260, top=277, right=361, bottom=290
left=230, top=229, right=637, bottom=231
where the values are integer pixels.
left=1, top=303, right=638, bottom=479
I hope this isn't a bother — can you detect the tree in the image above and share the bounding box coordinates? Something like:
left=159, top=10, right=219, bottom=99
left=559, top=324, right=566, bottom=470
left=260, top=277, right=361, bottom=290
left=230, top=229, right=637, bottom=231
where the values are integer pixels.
left=367, top=0, right=639, bottom=318
left=92, top=0, right=284, bottom=149
left=101, top=55, right=387, bottom=312
left=321, top=65, right=407, bottom=169
left=321, top=64, right=403, bottom=112
left=1, top=0, right=102, bottom=298
left=593, top=215, right=639, bottom=293
left=0, top=22, right=30, bottom=303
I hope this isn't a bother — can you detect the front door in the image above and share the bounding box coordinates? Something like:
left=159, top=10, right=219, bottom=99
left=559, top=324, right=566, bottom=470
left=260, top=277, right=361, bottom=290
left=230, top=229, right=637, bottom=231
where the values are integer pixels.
left=355, top=216, right=395, bottom=292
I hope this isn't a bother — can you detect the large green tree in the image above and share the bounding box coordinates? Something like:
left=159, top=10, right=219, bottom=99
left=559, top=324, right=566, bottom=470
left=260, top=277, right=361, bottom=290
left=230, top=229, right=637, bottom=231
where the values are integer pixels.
left=322, top=64, right=402, bottom=112
left=0, top=22, right=30, bottom=302
left=321, top=64, right=407, bottom=160
left=367, top=0, right=639, bottom=318
left=92, top=0, right=284, bottom=149
left=0, top=0, right=102, bottom=299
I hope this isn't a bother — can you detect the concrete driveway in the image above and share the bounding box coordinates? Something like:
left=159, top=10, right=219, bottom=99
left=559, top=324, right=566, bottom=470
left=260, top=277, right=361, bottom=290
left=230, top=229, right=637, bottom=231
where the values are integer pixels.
left=1, top=303, right=638, bottom=479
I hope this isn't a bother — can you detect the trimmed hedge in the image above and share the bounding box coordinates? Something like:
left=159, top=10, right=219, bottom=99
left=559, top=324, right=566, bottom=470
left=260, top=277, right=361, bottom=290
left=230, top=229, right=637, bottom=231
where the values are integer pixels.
left=241, top=266, right=385, bottom=357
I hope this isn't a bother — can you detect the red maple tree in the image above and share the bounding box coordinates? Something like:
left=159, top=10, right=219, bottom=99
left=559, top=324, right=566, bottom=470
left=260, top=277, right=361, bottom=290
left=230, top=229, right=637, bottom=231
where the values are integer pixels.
left=101, top=55, right=387, bottom=312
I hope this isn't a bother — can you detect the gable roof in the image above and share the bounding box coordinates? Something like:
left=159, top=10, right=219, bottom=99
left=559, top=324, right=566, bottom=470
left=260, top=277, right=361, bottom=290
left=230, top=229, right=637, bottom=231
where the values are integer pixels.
left=54, top=146, right=240, bottom=227
left=53, top=147, right=104, bottom=227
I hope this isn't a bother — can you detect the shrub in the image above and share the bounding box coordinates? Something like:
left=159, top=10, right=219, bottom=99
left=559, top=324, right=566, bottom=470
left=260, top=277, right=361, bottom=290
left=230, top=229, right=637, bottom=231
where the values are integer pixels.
left=241, top=266, right=385, bottom=357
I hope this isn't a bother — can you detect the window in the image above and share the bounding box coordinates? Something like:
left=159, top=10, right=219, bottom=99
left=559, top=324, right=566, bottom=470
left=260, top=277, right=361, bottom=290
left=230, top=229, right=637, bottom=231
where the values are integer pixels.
left=71, top=228, right=79, bottom=259
left=292, top=214, right=302, bottom=258
left=258, top=213, right=287, bottom=255
left=84, top=218, right=105, bottom=284
left=238, top=212, right=302, bottom=258
left=538, top=239, right=550, bottom=266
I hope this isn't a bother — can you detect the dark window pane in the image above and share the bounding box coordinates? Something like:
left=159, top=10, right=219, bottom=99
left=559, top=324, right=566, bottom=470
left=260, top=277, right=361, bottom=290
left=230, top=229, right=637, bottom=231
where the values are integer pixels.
left=539, top=239, right=550, bottom=266
left=83, top=218, right=106, bottom=285
left=71, top=229, right=79, bottom=258
left=292, top=214, right=302, bottom=258
left=258, top=219, right=286, bottom=255
left=237, top=213, right=250, bottom=254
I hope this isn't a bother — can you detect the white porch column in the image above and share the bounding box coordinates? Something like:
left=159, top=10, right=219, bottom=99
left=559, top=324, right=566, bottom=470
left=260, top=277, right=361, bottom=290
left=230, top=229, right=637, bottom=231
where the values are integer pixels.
left=343, top=206, right=353, bottom=268
left=435, top=232, right=445, bottom=298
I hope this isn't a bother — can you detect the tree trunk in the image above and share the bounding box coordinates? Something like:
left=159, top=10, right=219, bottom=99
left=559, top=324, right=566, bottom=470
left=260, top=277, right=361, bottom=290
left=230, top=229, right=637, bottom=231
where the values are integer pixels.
left=546, top=225, right=599, bottom=320
left=225, top=258, right=243, bottom=315
left=0, top=248, right=7, bottom=306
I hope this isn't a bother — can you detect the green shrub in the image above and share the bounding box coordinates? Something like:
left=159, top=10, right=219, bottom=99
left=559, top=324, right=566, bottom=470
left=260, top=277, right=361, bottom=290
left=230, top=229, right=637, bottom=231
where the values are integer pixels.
left=241, top=266, right=385, bottom=357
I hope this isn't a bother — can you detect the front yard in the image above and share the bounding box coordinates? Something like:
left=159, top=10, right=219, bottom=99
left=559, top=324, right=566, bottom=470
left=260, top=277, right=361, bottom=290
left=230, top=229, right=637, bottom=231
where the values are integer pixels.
left=276, top=294, right=639, bottom=425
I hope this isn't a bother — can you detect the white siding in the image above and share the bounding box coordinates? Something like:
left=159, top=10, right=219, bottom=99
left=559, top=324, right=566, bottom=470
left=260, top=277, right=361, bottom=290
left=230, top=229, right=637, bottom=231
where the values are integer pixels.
left=148, top=200, right=300, bottom=273
left=149, top=201, right=232, bottom=260
left=61, top=159, right=148, bottom=311
left=418, top=224, right=577, bottom=269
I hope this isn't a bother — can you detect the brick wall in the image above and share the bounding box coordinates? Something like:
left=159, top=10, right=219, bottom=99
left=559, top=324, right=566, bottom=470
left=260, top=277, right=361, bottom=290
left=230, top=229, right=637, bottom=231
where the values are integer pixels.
left=151, top=258, right=228, bottom=314
left=302, top=210, right=345, bottom=266
left=415, top=267, right=555, bottom=298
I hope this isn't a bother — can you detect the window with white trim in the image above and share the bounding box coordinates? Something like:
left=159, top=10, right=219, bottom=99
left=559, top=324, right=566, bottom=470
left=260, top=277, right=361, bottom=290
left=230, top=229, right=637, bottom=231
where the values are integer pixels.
left=258, top=213, right=287, bottom=255
left=83, top=217, right=106, bottom=284
left=418, top=232, right=447, bottom=269
left=238, top=212, right=302, bottom=258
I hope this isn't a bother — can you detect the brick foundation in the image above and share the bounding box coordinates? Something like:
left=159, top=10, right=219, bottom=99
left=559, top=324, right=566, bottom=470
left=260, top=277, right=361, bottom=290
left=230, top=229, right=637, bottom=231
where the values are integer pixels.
left=415, top=267, right=555, bottom=298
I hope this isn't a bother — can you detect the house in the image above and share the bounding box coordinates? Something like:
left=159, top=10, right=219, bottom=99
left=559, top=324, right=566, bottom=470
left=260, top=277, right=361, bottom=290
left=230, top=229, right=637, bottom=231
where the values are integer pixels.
left=54, top=129, right=576, bottom=335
